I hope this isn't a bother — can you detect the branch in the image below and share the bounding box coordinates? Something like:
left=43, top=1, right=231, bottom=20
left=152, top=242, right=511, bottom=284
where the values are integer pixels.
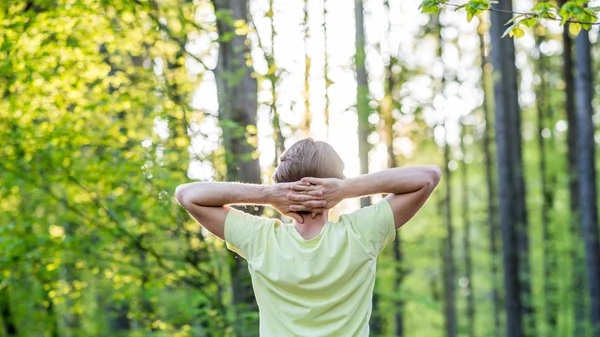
left=421, top=0, right=600, bottom=38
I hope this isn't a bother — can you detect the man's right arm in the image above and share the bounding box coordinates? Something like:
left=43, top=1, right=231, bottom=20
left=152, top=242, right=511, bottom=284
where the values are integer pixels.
left=289, top=166, right=442, bottom=229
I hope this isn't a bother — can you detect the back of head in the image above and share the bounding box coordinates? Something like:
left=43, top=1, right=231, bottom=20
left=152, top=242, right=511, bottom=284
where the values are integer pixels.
left=272, top=138, right=345, bottom=183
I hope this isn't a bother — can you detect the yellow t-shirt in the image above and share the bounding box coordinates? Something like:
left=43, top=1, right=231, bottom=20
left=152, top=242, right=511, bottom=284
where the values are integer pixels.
left=224, top=199, right=396, bottom=337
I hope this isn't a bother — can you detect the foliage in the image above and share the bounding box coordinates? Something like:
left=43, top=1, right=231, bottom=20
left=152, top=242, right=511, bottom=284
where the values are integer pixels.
left=1, top=0, right=599, bottom=336
left=419, top=0, right=600, bottom=37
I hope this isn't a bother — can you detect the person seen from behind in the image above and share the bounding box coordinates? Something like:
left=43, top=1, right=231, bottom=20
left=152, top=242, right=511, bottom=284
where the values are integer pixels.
left=175, top=138, right=441, bottom=337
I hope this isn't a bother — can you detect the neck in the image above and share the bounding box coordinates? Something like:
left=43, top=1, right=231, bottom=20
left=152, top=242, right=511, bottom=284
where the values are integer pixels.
left=293, top=211, right=329, bottom=238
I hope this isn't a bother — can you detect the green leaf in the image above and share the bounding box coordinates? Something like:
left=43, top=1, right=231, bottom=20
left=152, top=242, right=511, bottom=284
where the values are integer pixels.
left=522, top=17, right=537, bottom=27
left=508, top=26, right=524, bottom=38
left=569, top=22, right=582, bottom=35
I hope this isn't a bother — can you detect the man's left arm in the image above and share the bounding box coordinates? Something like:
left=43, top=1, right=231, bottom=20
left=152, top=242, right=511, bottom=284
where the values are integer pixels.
left=174, top=182, right=325, bottom=240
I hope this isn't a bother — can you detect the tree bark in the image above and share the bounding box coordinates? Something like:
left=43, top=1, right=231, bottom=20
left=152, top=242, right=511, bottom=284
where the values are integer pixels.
left=460, top=126, right=475, bottom=337
left=478, top=19, right=501, bottom=337
left=323, top=0, right=330, bottom=139
left=267, top=0, right=285, bottom=167
left=574, top=29, right=600, bottom=337
left=437, top=19, right=457, bottom=337
left=213, top=0, right=261, bottom=335
left=302, top=0, right=311, bottom=134
left=443, top=135, right=457, bottom=337
left=355, top=1, right=378, bottom=332
left=533, top=33, right=559, bottom=335
left=490, top=1, right=531, bottom=335
left=355, top=0, right=371, bottom=209
left=381, top=29, right=403, bottom=335
left=561, top=19, right=588, bottom=336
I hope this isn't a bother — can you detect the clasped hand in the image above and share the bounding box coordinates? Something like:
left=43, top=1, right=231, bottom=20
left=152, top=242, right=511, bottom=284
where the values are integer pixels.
left=270, top=177, right=344, bottom=223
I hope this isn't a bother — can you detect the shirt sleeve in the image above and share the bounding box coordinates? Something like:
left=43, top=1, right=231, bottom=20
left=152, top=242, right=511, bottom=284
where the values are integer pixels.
left=223, top=207, right=277, bottom=261
left=340, top=199, right=396, bottom=257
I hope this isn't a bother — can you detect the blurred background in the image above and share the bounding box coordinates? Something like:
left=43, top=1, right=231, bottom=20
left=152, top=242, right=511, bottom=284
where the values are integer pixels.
left=1, top=0, right=599, bottom=336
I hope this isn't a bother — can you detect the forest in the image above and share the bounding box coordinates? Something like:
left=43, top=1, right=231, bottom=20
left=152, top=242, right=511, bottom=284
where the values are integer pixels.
left=1, top=0, right=599, bottom=336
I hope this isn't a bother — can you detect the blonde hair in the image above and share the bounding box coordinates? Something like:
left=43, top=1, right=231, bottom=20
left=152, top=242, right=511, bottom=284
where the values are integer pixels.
left=272, top=138, right=345, bottom=183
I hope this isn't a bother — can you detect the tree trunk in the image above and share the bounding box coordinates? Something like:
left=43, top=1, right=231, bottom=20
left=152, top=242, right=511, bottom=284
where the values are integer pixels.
left=213, top=0, right=261, bottom=335
left=443, top=136, right=457, bottom=337
left=478, top=19, right=501, bottom=337
left=302, top=0, right=311, bottom=134
left=533, top=34, right=559, bottom=335
left=355, top=0, right=371, bottom=209
left=381, top=27, right=403, bottom=334
left=268, top=0, right=284, bottom=167
left=437, top=20, right=457, bottom=337
left=0, top=286, right=18, bottom=336
left=323, top=0, right=330, bottom=139
left=574, top=29, right=600, bottom=337
left=562, top=19, right=588, bottom=336
left=490, top=1, right=530, bottom=335
left=355, top=1, right=377, bottom=333
left=460, top=126, right=475, bottom=337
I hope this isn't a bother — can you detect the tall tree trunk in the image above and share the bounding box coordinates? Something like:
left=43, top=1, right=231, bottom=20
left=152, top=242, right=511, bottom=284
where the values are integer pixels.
left=437, top=20, right=457, bottom=337
left=380, top=15, right=403, bottom=331
left=323, top=0, right=330, bottom=139
left=460, top=126, right=475, bottom=337
left=443, top=132, right=457, bottom=337
left=213, top=0, right=261, bottom=335
left=355, top=1, right=378, bottom=333
left=533, top=34, right=558, bottom=335
left=574, top=29, right=600, bottom=337
left=302, top=0, right=311, bottom=134
left=562, top=18, right=588, bottom=336
left=0, top=286, right=18, bottom=336
left=478, top=18, right=501, bottom=337
left=490, top=1, right=531, bottom=335
left=268, top=0, right=284, bottom=167
left=355, top=0, right=371, bottom=209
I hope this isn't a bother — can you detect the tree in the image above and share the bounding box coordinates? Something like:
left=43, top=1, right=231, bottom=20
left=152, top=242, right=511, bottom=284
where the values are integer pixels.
left=302, top=0, right=312, bottom=134
left=478, top=15, right=501, bottom=337
left=574, top=28, right=600, bottom=337
left=436, top=18, right=457, bottom=337
left=460, top=124, right=475, bottom=337
left=489, top=1, right=531, bottom=336
left=355, top=0, right=371, bottom=210
left=212, top=0, right=262, bottom=334
left=532, top=32, right=559, bottom=335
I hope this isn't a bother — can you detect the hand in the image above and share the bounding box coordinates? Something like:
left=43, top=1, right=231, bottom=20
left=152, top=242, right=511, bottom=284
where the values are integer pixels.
left=269, top=182, right=326, bottom=223
left=287, top=177, right=345, bottom=214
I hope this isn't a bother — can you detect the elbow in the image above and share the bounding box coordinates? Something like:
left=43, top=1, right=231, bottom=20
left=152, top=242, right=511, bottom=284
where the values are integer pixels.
left=175, top=185, right=188, bottom=204
left=425, top=165, right=442, bottom=188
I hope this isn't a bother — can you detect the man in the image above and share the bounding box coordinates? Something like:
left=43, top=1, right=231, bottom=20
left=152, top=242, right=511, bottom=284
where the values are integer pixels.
left=175, top=138, right=441, bottom=337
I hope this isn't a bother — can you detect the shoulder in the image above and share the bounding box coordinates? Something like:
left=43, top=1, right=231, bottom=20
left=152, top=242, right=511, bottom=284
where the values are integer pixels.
left=339, top=199, right=393, bottom=222
left=224, top=208, right=282, bottom=238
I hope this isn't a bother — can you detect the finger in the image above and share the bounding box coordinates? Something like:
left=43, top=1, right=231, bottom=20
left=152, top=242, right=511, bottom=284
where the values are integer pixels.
left=300, top=200, right=327, bottom=209
left=307, top=190, right=323, bottom=197
left=301, top=177, right=322, bottom=185
left=289, top=184, right=318, bottom=192
left=287, top=193, right=321, bottom=202
left=289, top=205, right=307, bottom=212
